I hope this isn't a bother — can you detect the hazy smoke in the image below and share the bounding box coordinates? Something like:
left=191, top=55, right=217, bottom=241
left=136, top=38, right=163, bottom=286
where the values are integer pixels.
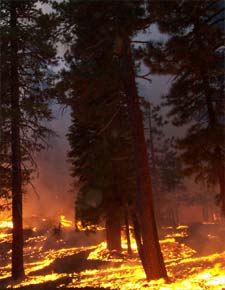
left=24, top=105, right=75, bottom=223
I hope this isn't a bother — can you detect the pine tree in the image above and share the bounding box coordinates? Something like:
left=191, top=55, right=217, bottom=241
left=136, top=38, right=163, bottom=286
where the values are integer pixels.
left=0, top=0, right=57, bottom=279
left=55, top=0, right=167, bottom=280
left=60, top=9, right=134, bottom=250
left=146, top=0, right=225, bottom=214
left=0, top=14, right=11, bottom=206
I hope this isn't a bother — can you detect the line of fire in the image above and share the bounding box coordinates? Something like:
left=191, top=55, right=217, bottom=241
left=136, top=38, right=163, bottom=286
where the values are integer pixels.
left=0, top=1, right=225, bottom=290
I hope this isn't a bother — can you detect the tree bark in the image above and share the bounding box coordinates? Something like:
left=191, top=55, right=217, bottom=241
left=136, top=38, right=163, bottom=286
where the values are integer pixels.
left=215, top=146, right=225, bottom=214
left=119, top=37, right=167, bottom=280
left=105, top=204, right=121, bottom=251
left=124, top=205, right=132, bottom=255
left=205, top=81, right=225, bottom=215
left=105, top=162, right=122, bottom=252
left=10, top=0, right=25, bottom=280
left=131, top=210, right=145, bottom=263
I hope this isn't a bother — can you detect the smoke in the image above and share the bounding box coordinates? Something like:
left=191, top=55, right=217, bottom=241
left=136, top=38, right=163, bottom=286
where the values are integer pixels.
left=24, top=105, right=75, bottom=225
left=185, top=222, right=225, bottom=256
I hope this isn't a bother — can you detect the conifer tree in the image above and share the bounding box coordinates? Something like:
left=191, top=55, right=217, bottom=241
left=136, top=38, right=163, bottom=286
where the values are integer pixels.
left=0, top=0, right=56, bottom=279
left=56, top=1, right=134, bottom=251
left=0, top=16, right=11, bottom=205
left=146, top=0, right=225, bottom=213
left=55, top=0, right=167, bottom=280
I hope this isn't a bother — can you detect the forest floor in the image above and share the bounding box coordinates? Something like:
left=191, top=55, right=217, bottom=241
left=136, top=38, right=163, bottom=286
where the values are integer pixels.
left=0, top=222, right=225, bottom=290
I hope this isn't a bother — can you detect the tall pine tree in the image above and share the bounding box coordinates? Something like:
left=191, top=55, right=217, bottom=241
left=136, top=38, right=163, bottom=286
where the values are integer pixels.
left=0, top=0, right=57, bottom=279
left=55, top=0, right=167, bottom=280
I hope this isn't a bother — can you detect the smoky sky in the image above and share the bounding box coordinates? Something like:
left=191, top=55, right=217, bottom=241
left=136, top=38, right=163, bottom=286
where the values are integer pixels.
left=24, top=104, right=74, bottom=221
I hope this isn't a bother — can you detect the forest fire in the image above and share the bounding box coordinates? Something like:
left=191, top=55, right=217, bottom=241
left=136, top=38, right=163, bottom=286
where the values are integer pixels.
left=0, top=1, right=225, bottom=289
left=0, top=216, right=225, bottom=290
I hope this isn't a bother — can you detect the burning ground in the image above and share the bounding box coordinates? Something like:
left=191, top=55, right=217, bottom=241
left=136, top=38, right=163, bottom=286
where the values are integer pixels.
left=0, top=217, right=225, bottom=290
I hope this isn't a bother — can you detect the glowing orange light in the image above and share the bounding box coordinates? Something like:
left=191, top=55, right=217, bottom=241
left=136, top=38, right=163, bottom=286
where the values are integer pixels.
left=0, top=220, right=13, bottom=229
left=1, top=223, right=225, bottom=290
left=60, top=215, right=73, bottom=228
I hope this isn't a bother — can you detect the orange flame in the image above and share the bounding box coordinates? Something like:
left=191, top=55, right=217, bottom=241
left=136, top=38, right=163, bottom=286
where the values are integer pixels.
left=59, top=215, right=73, bottom=228
left=0, top=219, right=13, bottom=229
left=0, top=223, right=225, bottom=289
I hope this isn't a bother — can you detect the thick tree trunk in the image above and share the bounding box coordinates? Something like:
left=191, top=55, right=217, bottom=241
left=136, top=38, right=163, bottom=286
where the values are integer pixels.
left=10, top=1, right=25, bottom=280
left=119, top=37, right=167, bottom=280
left=105, top=204, right=121, bottom=251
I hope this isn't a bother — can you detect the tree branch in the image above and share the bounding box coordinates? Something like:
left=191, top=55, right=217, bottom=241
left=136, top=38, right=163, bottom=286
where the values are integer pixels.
left=136, top=17, right=151, bottom=30
left=209, top=17, right=225, bottom=27
left=206, top=7, right=225, bottom=23
left=136, top=72, right=152, bottom=83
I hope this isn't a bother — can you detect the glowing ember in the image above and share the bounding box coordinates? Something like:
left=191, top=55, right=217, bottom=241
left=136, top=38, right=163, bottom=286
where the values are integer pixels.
left=8, top=273, right=69, bottom=289
left=0, top=222, right=225, bottom=289
left=0, top=233, right=12, bottom=244
left=76, top=220, right=105, bottom=232
left=60, top=215, right=73, bottom=228
left=0, top=220, right=13, bottom=229
left=66, top=249, right=225, bottom=290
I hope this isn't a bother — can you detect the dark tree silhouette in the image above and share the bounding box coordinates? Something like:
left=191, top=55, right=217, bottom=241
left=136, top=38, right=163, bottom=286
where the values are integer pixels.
left=0, top=0, right=57, bottom=279
left=55, top=0, right=167, bottom=280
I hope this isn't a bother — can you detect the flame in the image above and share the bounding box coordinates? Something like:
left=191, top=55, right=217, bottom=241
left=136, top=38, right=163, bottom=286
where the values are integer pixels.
left=10, top=273, right=68, bottom=289
left=75, top=220, right=105, bottom=231
left=59, top=215, right=73, bottom=228
left=0, top=219, right=13, bottom=229
left=0, top=222, right=225, bottom=289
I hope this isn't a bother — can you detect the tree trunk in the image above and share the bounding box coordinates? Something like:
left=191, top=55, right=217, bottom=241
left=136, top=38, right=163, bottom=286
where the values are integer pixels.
left=119, top=37, right=167, bottom=280
left=124, top=205, right=132, bottom=255
left=105, top=204, right=121, bottom=251
left=105, top=162, right=122, bottom=252
left=218, top=172, right=225, bottom=214
left=10, top=0, right=25, bottom=280
left=131, top=210, right=145, bottom=263
left=215, top=146, right=225, bottom=215
left=205, top=83, right=225, bottom=215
